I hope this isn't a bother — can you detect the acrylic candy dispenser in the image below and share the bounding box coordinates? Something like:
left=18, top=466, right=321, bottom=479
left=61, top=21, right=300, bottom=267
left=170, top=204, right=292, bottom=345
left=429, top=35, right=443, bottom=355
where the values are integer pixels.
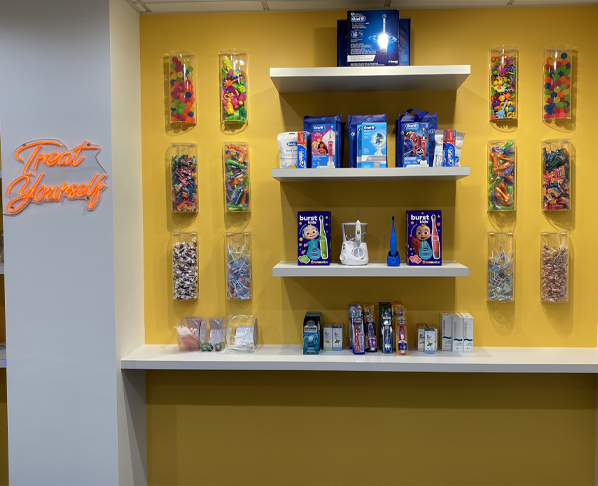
left=175, top=317, right=201, bottom=351
left=543, top=46, right=572, bottom=121
left=541, top=231, right=568, bottom=303
left=488, top=140, right=516, bottom=211
left=490, top=45, right=517, bottom=121
left=226, top=231, right=252, bottom=300
left=168, top=51, right=196, bottom=126
left=542, top=139, right=571, bottom=211
left=171, top=143, right=198, bottom=213
left=223, top=142, right=250, bottom=212
left=487, top=231, right=514, bottom=302
left=219, top=49, right=248, bottom=133
left=172, top=230, right=198, bottom=300
left=199, top=317, right=227, bottom=351
left=227, top=315, right=258, bottom=353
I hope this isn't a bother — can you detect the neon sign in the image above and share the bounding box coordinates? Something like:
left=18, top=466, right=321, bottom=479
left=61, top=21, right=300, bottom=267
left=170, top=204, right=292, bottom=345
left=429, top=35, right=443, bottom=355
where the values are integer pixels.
left=6, top=140, right=108, bottom=215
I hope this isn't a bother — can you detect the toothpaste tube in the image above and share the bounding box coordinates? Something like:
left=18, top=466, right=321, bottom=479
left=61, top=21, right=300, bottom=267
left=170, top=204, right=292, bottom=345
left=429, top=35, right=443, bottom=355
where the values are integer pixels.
left=442, top=130, right=465, bottom=167
left=433, top=131, right=444, bottom=167
left=297, top=131, right=308, bottom=169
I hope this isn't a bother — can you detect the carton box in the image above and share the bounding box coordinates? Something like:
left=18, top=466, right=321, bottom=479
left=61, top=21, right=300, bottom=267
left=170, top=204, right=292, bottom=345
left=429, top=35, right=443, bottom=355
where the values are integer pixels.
left=452, top=313, right=464, bottom=353
left=440, top=313, right=452, bottom=351
left=463, top=313, right=474, bottom=353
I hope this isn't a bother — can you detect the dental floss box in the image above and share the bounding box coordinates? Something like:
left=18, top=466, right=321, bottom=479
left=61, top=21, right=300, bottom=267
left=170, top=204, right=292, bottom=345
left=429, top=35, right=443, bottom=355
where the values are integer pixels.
left=463, top=313, right=474, bottom=353
left=452, top=313, right=464, bottom=353
left=277, top=132, right=298, bottom=169
left=417, top=324, right=426, bottom=352
left=440, top=313, right=453, bottom=351
left=323, top=323, right=333, bottom=351
left=347, top=10, right=400, bottom=67
left=424, top=325, right=437, bottom=354
left=303, top=312, right=321, bottom=355
left=358, top=122, right=387, bottom=168
left=333, top=323, right=343, bottom=351
left=297, top=211, right=331, bottom=266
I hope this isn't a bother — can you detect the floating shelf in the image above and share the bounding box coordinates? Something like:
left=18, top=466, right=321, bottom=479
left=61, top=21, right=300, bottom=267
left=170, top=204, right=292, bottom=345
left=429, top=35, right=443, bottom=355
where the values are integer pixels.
left=272, top=261, right=469, bottom=277
left=270, top=65, right=471, bottom=93
left=272, top=167, right=470, bottom=182
left=121, top=344, right=598, bottom=373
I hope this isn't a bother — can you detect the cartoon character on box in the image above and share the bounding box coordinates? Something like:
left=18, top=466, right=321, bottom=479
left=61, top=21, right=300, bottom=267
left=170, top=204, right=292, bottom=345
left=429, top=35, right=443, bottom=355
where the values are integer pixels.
left=406, top=210, right=441, bottom=266
left=298, top=211, right=331, bottom=265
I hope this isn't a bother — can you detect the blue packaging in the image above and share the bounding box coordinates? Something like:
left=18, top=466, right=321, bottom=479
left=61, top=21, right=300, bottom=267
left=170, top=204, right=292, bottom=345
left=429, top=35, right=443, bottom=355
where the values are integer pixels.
left=406, top=210, right=442, bottom=266
left=298, top=211, right=331, bottom=266
left=297, top=131, right=308, bottom=169
left=303, top=115, right=342, bottom=168
left=358, top=122, right=387, bottom=168
left=396, top=109, right=438, bottom=167
left=337, top=19, right=348, bottom=67
left=303, top=311, right=321, bottom=355
left=399, top=18, right=411, bottom=66
left=348, top=114, right=386, bottom=168
left=347, top=9, right=400, bottom=67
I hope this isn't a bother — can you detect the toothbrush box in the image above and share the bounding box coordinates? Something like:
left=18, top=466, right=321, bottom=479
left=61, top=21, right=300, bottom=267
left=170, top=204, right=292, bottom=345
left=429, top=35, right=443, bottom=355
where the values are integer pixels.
left=347, top=9, right=400, bottom=67
left=399, top=18, right=411, bottom=66
left=303, top=311, right=321, bottom=355
left=298, top=211, right=331, bottom=266
left=406, top=210, right=442, bottom=266
left=309, top=124, right=336, bottom=168
left=358, top=122, right=387, bottom=168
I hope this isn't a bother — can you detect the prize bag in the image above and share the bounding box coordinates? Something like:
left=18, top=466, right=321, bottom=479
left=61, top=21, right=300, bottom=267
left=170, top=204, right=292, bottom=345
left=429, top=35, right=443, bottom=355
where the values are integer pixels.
left=396, top=109, right=437, bottom=167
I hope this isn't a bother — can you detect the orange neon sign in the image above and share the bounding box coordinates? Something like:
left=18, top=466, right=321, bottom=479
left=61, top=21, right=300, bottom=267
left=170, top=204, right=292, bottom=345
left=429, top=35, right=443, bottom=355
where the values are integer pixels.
left=6, top=140, right=108, bottom=215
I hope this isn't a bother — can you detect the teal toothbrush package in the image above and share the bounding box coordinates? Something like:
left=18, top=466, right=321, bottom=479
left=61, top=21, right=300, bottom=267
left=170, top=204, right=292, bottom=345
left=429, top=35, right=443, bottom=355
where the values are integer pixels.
left=348, top=114, right=386, bottom=168
left=303, top=115, right=342, bottom=168
left=298, top=211, right=331, bottom=265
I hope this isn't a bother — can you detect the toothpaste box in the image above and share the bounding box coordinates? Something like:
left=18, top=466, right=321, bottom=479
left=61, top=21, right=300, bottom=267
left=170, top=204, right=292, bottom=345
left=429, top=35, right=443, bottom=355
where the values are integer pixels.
left=452, top=313, right=464, bottom=353
left=303, top=312, right=321, bottom=355
left=333, top=323, right=343, bottom=351
left=297, top=131, right=308, bottom=169
left=440, top=313, right=452, bottom=351
left=463, top=313, right=474, bottom=353
left=424, top=325, right=437, bottom=354
left=358, top=122, right=387, bottom=168
left=323, top=324, right=333, bottom=351
left=298, top=211, right=331, bottom=266
left=347, top=10, right=400, bottom=67
left=406, top=210, right=442, bottom=266
left=417, top=324, right=426, bottom=352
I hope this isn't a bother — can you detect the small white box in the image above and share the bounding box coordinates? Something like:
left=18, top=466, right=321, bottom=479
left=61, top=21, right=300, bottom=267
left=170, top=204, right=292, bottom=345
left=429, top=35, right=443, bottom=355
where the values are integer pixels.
left=332, top=324, right=343, bottom=351
left=424, top=326, right=437, bottom=354
left=463, top=313, right=474, bottom=353
left=323, top=326, right=333, bottom=351
left=440, top=313, right=452, bottom=351
left=417, top=324, right=426, bottom=352
left=452, top=313, right=463, bottom=353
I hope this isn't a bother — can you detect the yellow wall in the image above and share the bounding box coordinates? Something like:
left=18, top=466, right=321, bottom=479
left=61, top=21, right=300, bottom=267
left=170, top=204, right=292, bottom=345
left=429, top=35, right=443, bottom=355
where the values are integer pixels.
left=141, top=6, right=598, bottom=485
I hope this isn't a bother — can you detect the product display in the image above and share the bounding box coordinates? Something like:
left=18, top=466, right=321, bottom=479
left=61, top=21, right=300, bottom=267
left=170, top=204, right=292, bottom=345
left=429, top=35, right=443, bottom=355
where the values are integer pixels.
left=223, top=142, right=250, bottom=212
left=340, top=217, right=368, bottom=266
left=175, top=317, right=201, bottom=350
left=199, top=317, right=227, bottom=351
left=169, top=51, right=196, bottom=126
left=543, top=45, right=572, bottom=121
left=490, top=45, right=517, bottom=120
left=298, top=211, right=331, bottom=265
left=387, top=216, right=400, bottom=266
left=226, top=231, right=252, bottom=300
left=396, top=109, right=437, bottom=167
left=363, top=303, right=377, bottom=352
left=541, top=231, right=568, bottom=303
left=406, top=210, right=442, bottom=266
left=303, top=311, right=321, bottom=355
left=487, top=231, right=514, bottom=302
left=488, top=140, right=516, bottom=211
left=220, top=49, right=248, bottom=133
left=379, top=303, right=394, bottom=353
left=173, top=231, right=198, bottom=300
left=542, top=139, right=570, bottom=211
left=170, top=143, right=197, bottom=213
left=347, top=10, right=400, bottom=66
left=303, top=115, right=342, bottom=168
left=393, top=301, right=407, bottom=355
left=348, top=114, right=386, bottom=168
left=227, top=315, right=258, bottom=352
left=348, top=304, right=365, bottom=354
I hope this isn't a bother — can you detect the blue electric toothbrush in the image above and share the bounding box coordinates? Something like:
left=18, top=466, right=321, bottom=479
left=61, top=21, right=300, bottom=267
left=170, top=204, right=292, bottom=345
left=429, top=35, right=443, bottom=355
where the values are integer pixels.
left=387, top=216, right=400, bottom=266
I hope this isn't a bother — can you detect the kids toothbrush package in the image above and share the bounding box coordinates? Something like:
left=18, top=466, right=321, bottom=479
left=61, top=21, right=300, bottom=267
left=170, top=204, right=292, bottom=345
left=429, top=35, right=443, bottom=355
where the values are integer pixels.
left=348, top=114, right=386, bottom=168
left=406, top=210, right=442, bottom=266
left=396, top=109, right=437, bottom=167
left=298, top=211, right=331, bottom=266
left=303, top=115, right=342, bottom=168
left=349, top=303, right=365, bottom=355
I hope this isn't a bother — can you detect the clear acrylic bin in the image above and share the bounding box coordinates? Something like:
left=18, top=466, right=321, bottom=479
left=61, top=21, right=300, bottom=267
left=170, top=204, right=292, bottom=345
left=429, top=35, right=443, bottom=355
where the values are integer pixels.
left=227, top=315, right=258, bottom=353
left=488, top=140, right=516, bottom=211
left=487, top=231, right=514, bottom=302
left=223, top=142, right=250, bottom=212
left=172, top=231, right=198, bottom=300
left=169, top=51, right=196, bottom=126
left=542, top=139, right=570, bottom=211
left=171, top=143, right=198, bottom=213
left=541, top=231, right=568, bottom=303
left=543, top=45, right=572, bottom=121
left=175, top=317, right=201, bottom=351
left=219, top=49, right=248, bottom=133
left=490, top=45, right=517, bottom=121
left=199, top=317, right=227, bottom=351
left=226, top=232, right=252, bottom=300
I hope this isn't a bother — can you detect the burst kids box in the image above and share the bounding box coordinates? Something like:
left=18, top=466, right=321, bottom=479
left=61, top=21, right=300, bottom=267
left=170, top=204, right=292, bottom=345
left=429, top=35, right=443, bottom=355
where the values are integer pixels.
left=406, top=210, right=442, bottom=266
left=298, top=211, right=331, bottom=266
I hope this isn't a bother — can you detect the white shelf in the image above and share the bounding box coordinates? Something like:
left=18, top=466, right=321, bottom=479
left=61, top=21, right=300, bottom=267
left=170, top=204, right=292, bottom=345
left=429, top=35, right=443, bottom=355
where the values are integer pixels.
left=270, top=65, right=471, bottom=93
left=272, top=261, right=468, bottom=277
left=272, top=167, right=470, bottom=182
left=121, top=344, right=598, bottom=373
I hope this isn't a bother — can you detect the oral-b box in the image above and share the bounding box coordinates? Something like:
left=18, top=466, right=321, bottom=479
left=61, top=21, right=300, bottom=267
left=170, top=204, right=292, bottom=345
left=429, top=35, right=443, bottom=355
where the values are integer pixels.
left=297, top=131, right=308, bottom=169
left=440, top=313, right=452, bottom=351
left=452, top=313, right=464, bottom=353
left=298, top=211, right=331, bottom=266
left=463, top=313, right=474, bottom=353
left=401, top=122, right=432, bottom=167
left=358, top=122, right=387, bottom=168
left=347, top=10, right=400, bottom=67
left=406, top=210, right=442, bottom=266
left=399, top=18, right=411, bottom=66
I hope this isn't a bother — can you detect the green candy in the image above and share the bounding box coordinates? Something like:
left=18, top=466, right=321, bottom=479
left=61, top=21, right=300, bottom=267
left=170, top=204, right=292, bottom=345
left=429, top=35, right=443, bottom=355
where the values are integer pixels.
left=170, top=62, right=176, bottom=69
left=560, top=83, right=566, bottom=90
left=564, top=95, right=570, bottom=101
left=544, top=89, right=551, bottom=95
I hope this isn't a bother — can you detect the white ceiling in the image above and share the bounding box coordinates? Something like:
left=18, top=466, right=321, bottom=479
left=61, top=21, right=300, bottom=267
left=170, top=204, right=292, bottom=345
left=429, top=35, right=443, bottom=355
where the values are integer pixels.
left=128, top=0, right=598, bottom=13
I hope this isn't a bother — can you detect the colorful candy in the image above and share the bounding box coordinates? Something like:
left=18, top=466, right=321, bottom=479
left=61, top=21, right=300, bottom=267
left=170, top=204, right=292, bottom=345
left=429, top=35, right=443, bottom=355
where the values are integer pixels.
left=540, top=232, right=568, bottom=303
left=173, top=231, right=198, bottom=300
left=542, top=140, right=570, bottom=211
left=220, top=50, right=248, bottom=132
left=490, top=46, right=517, bottom=120
left=488, top=140, right=516, bottom=211
left=224, top=142, right=250, bottom=212
left=169, top=51, right=196, bottom=126
left=487, top=231, right=514, bottom=302
left=171, top=143, right=197, bottom=212
left=226, top=232, right=252, bottom=300
left=543, top=46, right=572, bottom=121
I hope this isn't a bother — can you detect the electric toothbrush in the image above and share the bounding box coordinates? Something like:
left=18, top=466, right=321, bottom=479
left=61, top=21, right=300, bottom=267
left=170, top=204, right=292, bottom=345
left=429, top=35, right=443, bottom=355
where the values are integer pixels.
left=387, top=216, right=400, bottom=266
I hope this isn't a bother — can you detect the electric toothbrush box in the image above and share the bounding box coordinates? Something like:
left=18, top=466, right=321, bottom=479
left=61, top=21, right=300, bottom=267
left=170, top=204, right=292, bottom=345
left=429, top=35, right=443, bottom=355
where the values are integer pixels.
left=406, top=210, right=442, bottom=266
left=298, top=211, right=331, bottom=266
left=347, top=9, right=400, bottom=67
left=358, top=122, right=387, bottom=168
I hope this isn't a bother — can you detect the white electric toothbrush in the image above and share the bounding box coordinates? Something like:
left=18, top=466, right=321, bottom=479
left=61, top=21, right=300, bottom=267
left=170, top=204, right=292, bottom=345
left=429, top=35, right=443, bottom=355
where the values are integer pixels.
left=378, top=14, right=389, bottom=54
